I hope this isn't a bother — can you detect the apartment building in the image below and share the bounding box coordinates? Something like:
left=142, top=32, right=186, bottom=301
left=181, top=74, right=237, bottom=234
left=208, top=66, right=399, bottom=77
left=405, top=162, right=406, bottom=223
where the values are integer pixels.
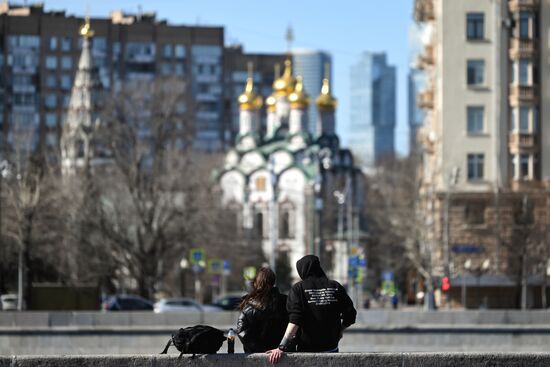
left=415, top=0, right=550, bottom=308
left=0, top=3, right=225, bottom=155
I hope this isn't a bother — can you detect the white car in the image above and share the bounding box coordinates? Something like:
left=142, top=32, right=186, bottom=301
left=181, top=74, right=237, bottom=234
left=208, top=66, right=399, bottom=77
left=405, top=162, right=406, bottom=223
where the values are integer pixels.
left=153, top=298, right=222, bottom=313
left=0, top=294, right=18, bottom=311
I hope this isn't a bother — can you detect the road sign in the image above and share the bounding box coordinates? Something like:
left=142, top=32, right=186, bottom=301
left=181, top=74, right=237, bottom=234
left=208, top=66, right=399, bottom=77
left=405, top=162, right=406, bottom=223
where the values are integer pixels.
left=223, top=260, right=231, bottom=276
left=208, top=259, right=224, bottom=275
left=189, top=248, right=205, bottom=267
left=243, top=266, right=256, bottom=281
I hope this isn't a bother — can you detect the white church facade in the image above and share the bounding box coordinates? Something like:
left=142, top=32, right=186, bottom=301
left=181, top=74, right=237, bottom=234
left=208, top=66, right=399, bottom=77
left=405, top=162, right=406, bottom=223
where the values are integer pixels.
left=217, top=60, right=364, bottom=284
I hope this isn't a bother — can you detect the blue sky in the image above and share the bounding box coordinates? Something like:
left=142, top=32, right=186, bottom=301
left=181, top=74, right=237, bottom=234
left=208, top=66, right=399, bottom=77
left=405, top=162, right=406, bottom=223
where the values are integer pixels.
left=46, top=0, right=414, bottom=155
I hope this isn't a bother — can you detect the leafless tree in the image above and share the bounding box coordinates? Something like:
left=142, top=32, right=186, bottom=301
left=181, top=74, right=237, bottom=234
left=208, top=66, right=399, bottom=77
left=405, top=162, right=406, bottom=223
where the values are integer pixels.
left=364, top=155, right=436, bottom=306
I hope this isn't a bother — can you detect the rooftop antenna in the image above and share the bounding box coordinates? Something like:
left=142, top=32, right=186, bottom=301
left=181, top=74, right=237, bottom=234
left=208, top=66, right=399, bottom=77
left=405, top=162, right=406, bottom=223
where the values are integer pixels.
left=137, top=4, right=142, bottom=21
left=324, top=63, right=330, bottom=81
left=247, top=61, right=253, bottom=80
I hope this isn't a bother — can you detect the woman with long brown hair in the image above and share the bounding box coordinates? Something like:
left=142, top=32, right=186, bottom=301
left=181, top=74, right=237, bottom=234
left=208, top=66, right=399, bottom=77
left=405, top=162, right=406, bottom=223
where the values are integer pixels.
left=236, top=267, right=288, bottom=353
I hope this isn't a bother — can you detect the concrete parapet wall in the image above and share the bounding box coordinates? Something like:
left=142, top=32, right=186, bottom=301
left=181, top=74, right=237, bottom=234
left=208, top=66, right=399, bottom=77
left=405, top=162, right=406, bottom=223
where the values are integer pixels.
left=3, top=310, right=550, bottom=328
left=2, top=353, right=550, bottom=367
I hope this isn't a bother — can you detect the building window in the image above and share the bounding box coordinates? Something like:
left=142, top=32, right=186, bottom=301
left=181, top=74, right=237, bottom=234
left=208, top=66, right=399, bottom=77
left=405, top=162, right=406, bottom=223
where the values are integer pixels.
left=49, top=37, right=58, bottom=50
left=45, top=113, right=57, bottom=127
left=467, top=106, right=484, bottom=134
left=514, top=197, right=534, bottom=225
left=253, top=211, right=264, bottom=239
left=519, top=11, right=531, bottom=39
left=175, top=44, right=186, bottom=58
left=160, top=63, right=172, bottom=76
left=60, top=75, right=72, bottom=90
left=61, top=37, right=72, bottom=51
left=45, top=56, right=57, bottom=69
left=518, top=59, right=531, bottom=85
left=44, top=94, right=57, bottom=109
left=465, top=202, right=485, bottom=225
left=255, top=176, right=266, bottom=191
left=520, top=153, right=530, bottom=179
left=519, top=106, right=530, bottom=132
left=163, top=44, right=172, bottom=58
left=63, top=94, right=71, bottom=108
left=466, top=13, right=484, bottom=40
left=175, top=63, right=185, bottom=76
left=279, top=203, right=295, bottom=239
left=61, top=56, right=72, bottom=70
left=467, top=153, right=484, bottom=180
left=45, top=74, right=57, bottom=88
left=13, top=93, right=36, bottom=107
left=467, top=60, right=484, bottom=86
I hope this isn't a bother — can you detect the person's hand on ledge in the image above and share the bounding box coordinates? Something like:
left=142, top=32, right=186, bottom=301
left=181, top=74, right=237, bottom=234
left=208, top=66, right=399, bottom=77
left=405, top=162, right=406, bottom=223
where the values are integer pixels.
left=266, top=348, right=284, bottom=364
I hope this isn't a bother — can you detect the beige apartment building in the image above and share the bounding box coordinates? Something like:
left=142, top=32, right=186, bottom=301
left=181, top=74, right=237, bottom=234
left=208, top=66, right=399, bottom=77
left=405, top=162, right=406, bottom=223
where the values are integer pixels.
left=415, top=0, right=550, bottom=308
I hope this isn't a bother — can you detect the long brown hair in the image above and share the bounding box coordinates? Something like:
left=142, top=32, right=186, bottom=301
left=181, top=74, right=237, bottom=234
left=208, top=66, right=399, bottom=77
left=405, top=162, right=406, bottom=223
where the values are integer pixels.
left=239, top=267, right=276, bottom=310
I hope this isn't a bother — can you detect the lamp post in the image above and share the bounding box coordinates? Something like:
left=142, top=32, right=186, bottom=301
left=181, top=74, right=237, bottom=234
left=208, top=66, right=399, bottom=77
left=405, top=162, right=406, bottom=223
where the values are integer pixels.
left=179, top=258, right=188, bottom=297
left=267, top=158, right=278, bottom=271
left=313, top=175, right=322, bottom=259
left=462, top=258, right=471, bottom=309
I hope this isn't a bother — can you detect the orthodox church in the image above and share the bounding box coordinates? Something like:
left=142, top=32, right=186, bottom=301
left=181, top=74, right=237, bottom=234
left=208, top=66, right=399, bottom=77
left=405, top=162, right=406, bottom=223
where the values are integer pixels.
left=217, top=60, right=364, bottom=284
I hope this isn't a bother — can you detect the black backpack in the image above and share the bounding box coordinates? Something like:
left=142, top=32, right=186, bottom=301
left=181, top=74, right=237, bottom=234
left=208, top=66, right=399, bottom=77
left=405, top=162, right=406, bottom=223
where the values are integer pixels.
left=160, top=325, right=226, bottom=357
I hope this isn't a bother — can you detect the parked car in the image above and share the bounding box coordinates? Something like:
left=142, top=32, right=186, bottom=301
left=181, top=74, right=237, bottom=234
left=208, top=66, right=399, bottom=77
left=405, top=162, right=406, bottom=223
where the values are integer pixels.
left=102, top=295, right=154, bottom=311
left=153, top=298, right=222, bottom=313
left=0, top=294, right=18, bottom=311
left=209, top=294, right=245, bottom=311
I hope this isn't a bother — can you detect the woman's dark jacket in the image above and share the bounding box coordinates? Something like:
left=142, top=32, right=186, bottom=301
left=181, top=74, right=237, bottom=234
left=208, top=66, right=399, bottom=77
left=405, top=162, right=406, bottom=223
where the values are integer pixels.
left=236, top=288, right=288, bottom=353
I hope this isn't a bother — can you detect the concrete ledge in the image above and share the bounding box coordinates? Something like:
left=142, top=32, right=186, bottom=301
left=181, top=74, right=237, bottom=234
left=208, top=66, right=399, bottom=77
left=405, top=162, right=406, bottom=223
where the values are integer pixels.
left=2, top=353, right=550, bottom=367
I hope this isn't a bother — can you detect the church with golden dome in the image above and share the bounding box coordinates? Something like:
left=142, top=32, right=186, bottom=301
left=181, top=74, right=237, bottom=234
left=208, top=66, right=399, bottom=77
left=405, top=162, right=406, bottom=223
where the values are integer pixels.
left=217, top=58, right=364, bottom=284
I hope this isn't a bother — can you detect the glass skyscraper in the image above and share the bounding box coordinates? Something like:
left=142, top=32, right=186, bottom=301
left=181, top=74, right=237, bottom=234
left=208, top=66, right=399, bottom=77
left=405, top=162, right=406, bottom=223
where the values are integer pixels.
left=349, top=52, right=396, bottom=170
left=292, top=49, right=332, bottom=136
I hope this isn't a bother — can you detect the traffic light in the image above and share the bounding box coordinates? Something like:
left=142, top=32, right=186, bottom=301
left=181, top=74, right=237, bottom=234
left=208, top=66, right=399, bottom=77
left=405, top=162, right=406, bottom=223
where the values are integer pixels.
left=441, top=276, right=451, bottom=292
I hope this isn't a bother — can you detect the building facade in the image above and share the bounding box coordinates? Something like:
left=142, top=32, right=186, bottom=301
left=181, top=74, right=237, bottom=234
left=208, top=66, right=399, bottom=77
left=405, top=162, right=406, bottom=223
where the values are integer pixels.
left=217, top=58, right=364, bottom=284
left=349, top=52, right=396, bottom=171
left=0, top=3, right=224, bottom=156
left=414, top=0, right=550, bottom=308
left=292, top=49, right=332, bottom=136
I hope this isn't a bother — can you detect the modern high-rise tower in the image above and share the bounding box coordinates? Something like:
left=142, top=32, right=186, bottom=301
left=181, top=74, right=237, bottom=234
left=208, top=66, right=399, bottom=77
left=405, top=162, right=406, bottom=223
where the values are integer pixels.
left=292, top=49, right=332, bottom=136
left=349, top=52, right=396, bottom=170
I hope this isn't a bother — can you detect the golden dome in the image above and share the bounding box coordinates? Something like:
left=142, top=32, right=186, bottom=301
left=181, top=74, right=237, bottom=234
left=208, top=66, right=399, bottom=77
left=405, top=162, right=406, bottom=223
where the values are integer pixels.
left=273, top=59, right=296, bottom=97
left=238, top=77, right=263, bottom=111
left=316, top=78, right=337, bottom=110
left=288, top=75, right=309, bottom=109
left=265, top=95, right=277, bottom=112
left=80, top=16, right=95, bottom=39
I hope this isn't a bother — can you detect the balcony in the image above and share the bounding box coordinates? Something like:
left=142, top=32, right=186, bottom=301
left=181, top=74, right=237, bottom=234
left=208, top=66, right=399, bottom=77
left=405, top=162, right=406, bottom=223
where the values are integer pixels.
left=509, top=84, right=538, bottom=105
left=414, top=0, right=435, bottom=22
left=508, top=132, right=538, bottom=152
left=509, top=0, right=540, bottom=12
left=417, top=89, right=434, bottom=109
left=509, top=38, right=538, bottom=59
left=416, top=45, right=435, bottom=69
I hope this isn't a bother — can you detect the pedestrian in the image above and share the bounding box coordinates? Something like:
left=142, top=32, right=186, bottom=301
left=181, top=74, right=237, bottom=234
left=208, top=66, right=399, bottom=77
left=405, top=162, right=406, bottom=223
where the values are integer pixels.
left=236, top=267, right=288, bottom=353
left=266, top=255, right=357, bottom=364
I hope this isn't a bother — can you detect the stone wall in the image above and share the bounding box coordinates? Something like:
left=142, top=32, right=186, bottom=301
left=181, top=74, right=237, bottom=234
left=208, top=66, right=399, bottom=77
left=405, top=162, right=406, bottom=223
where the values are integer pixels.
left=2, top=353, right=550, bottom=367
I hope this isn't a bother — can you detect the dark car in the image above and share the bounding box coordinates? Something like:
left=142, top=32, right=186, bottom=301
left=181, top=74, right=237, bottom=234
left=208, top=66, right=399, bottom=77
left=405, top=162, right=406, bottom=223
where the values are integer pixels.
left=102, top=295, right=154, bottom=311
left=210, top=294, right=244, bottom=311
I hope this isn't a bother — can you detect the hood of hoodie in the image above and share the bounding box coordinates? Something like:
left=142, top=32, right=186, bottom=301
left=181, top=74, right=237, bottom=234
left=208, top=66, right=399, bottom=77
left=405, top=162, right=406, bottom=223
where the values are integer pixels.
left=296, top=255, right=327, bottom=280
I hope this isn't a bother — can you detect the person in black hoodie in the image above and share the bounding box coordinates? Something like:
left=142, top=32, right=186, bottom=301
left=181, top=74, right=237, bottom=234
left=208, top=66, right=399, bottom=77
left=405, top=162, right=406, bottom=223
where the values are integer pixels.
left=237, top=267, right=288, bottom=353
left=266, top=255, right=356, bottom=364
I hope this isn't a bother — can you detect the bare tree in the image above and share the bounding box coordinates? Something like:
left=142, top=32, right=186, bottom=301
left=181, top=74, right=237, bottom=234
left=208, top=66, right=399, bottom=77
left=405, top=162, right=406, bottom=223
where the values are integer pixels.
left=364, top=155, right=436, bottom=307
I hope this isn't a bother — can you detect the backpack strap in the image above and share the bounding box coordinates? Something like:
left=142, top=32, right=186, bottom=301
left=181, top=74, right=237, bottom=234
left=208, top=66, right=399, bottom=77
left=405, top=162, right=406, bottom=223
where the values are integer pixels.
left=160, top=339, right=172, bottom=354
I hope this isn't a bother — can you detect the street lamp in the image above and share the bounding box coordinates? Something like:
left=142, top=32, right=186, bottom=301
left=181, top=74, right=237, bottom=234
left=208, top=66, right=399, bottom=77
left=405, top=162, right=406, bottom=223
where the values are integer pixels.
left=313, top=175, right=322, bottom=258
left=179, top=258, right=189, bottom=297
left=267, top=158, right=278, bottom=271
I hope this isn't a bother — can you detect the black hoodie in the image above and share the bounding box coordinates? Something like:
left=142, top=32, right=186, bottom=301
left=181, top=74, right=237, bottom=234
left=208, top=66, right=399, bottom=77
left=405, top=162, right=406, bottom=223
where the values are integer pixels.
left=287, top=255, right=357, bottom=352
